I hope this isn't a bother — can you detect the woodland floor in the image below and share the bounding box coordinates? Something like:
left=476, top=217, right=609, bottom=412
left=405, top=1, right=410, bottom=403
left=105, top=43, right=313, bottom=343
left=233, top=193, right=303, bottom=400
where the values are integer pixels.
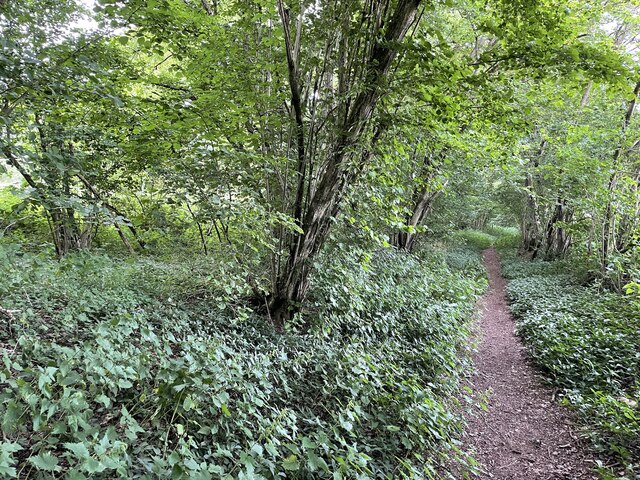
left=460, top=248, right=597, bottom=480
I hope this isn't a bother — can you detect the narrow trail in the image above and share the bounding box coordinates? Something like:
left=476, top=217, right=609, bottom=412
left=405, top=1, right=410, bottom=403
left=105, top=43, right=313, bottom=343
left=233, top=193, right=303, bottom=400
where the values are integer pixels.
left=462, top=248, right=596, bottom=480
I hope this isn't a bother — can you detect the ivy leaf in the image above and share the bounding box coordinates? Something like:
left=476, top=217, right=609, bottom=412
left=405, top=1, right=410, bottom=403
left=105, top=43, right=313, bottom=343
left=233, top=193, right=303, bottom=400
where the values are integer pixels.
left=183, top=395, right=195, bottom=412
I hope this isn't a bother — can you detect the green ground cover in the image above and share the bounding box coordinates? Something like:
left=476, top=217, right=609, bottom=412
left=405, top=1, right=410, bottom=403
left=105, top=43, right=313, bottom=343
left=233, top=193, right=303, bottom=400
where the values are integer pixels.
left=0, top=243, right=486, bottom=479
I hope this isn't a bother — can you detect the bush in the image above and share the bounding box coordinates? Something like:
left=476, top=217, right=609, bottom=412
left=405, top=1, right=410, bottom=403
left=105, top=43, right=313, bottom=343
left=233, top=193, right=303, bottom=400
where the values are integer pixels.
left=502, top=253, right=640, bottom=477
left=0, top=242, right=486, bottom=479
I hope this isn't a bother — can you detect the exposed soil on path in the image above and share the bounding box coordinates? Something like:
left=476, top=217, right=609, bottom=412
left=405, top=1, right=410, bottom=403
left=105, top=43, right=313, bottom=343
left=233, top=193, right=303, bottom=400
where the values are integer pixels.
left=460, top=248, right=597, bottom=480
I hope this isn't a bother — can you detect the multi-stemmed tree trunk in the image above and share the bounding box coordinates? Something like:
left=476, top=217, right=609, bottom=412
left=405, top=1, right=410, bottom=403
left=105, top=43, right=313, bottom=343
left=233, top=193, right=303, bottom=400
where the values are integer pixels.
left=601, top=79, right=640, bottom=271
left=391, top=151, right=446, bottom=252
left=2, top=122, right=142, bottom=257
left=542, top=82, right=594, bottom=260
left=522, top=82, right=597, bottom=260
left=543, top=197, right=572, bottom=259
left=268, top=0, right=422, bottom=328
left=520, top=140, right=546, bottom=258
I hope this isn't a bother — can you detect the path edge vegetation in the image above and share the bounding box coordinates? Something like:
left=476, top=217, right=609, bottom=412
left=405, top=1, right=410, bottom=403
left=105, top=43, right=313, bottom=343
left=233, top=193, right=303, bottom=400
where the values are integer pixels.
left=0, top=238, right=490, bottom=478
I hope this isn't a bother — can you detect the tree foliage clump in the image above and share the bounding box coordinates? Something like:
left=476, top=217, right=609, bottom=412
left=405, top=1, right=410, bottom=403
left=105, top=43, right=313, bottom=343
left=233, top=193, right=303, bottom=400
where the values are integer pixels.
left=3, top=0, right=638, bottom=323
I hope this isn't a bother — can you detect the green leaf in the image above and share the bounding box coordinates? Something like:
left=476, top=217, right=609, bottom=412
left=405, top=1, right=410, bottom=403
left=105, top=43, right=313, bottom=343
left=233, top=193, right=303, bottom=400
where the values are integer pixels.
left=0, top=442, right=22, bottom=454
left=2, top=402, right=20, bottom=433
left=95, top=393, right=111, bottom=408
left=184, top=458, right=200, bottom=470
left=301, top=437, right=316, bottom=450
left=183, top=395, right=195, bottom=412
left=250, top=444, right=263, bottom=456
left=28, top=452, right=60, bottom=472
left=64, top=442, right=91, bottom=460
left=307, top=452, right=329, bottom=472
left=282, top=454, right=300, bottom=471
left=82, top=457, right=107, bottom=474
left=117, top=378, right=133, bottom=388
left=0, top=465, right=16, bottom=477
left=60, top=370, right=83, bottom=386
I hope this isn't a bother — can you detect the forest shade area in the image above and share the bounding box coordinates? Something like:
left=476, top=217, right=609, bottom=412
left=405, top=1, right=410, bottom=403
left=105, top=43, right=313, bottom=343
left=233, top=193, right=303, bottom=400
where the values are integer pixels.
left=0, top=0, right=639, bottom=478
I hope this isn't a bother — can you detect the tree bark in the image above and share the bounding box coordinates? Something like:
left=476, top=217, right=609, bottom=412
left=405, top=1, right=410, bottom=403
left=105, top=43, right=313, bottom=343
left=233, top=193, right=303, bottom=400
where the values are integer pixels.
left=601, top=79, right=640, bottom=270
left=392, top=180, right=445, bottom=252
left=521, top=140, right=546, bottom=258
left=269, top=0, right=422, bottom=328
left=543, top=197, right=572, bottom=259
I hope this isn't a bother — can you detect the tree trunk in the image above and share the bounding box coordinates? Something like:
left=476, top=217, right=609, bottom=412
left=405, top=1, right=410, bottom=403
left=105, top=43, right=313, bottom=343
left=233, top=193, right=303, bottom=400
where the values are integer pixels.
left=49, top=208, right=92, bottom=256
left=543, top=197, right=572, bottom=259
left=392, top=185, right=443, bottom=252
left=269, top=0, right=422, bottom=328
left=601, top=79, right=640, bottom=270
left=521, top=140, right=546, bottom=258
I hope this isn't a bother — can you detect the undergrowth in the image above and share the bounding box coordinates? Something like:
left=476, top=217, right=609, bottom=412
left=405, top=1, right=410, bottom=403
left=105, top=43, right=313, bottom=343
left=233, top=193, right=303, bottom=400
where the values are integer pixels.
left=451, top=227, right=520, bottom=252
left=0, top=242, right=486, bottom=479
left=501, top=251, right=640, bottom=479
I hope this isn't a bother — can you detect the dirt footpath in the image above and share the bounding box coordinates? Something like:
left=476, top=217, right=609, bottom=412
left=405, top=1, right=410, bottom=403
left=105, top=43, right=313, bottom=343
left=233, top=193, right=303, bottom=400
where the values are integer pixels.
left=460, top=248, right=596, bottom=480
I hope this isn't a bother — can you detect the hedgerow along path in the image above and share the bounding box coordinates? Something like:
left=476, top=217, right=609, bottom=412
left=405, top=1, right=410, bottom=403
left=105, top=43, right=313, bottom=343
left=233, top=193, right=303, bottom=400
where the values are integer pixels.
left=462, top=248, right=596, bottom=479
